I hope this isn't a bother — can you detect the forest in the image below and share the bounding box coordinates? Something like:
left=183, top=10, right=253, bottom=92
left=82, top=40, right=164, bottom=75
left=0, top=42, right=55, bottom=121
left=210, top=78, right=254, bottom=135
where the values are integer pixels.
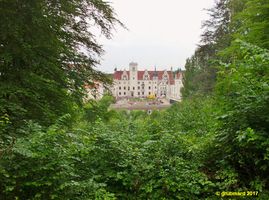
left=0, top=0, right=269, bottom=199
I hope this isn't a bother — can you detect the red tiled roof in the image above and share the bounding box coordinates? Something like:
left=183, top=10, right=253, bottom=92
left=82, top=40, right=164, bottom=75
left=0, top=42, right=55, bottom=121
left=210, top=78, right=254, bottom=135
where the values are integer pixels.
left=113, top=71, right=130, bottom=80
left=113, top=70, right=183, bottom=85
left=138, top=71, right=145, bottom=80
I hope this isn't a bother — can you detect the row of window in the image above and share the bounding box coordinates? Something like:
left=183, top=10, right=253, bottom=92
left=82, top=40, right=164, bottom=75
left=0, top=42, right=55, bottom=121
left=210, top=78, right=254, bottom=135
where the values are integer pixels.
left=119, top=92, right=152, bottom=96
left=119, top=86, right=157, bottom=90
left=119, top=81, right=159, bottom=84
left=121, top=75, right=168, bottom=82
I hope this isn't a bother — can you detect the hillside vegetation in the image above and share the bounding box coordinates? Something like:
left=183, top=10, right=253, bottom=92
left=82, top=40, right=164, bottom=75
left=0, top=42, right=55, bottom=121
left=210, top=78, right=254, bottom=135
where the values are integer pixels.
left=1, top=0, right=269, bottom=199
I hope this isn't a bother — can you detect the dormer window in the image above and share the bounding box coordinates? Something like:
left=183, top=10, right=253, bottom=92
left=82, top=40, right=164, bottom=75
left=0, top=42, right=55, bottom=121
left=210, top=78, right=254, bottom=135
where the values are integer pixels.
left=123, top=75, right=127, bottom=80
left=144, top=75, right=149, bottom=80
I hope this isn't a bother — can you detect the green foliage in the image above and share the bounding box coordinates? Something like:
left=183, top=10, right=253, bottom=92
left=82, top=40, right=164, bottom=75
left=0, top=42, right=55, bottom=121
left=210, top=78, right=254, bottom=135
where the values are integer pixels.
left=1, top=66, right=269, bottom=199
left=181, top=46, right=218, bottom=99
left=84, top=95, right=117, bottom=122
left=182, top=0, right=269, bottom=196
left=233, top=0, right=269, bottom=49
left=214, top=40, right=269, bottom=189
left=182, top=0, right=248, bottom=99
left=0, top=0, right=121, bottom=127
left=0, top=118, right=118, bottom=199
left=0, top=99, right=218, bottom=199
left=1, top=0, right=269, bottom=199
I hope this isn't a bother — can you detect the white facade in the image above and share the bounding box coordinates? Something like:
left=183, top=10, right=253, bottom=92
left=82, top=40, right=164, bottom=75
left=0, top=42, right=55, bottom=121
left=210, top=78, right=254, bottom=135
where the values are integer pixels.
left=112, top=62, right=183, bottom=100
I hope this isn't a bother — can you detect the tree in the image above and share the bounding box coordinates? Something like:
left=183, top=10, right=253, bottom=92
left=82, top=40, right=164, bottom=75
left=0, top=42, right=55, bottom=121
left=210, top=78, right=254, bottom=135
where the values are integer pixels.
left=0, top=0, right=122, bottom=128
left=181, top=45, right=217, bottom=98
left=214, top=40, right=269, bottom=190
left=182, top=0, right=247, bottom=99
left=233, top=0, right=269, bottom=49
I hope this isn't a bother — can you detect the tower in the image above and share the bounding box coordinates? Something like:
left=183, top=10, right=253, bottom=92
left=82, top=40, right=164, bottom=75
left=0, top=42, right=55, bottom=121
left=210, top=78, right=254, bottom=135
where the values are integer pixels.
left=153, top=66, right=158, bottom=97
left=129, top=62, right=138, bottom=97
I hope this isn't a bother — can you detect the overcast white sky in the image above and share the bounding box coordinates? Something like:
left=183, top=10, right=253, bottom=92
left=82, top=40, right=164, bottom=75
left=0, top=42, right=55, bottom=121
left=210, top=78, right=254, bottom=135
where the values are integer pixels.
left=97, top=0, right=215, bottom=73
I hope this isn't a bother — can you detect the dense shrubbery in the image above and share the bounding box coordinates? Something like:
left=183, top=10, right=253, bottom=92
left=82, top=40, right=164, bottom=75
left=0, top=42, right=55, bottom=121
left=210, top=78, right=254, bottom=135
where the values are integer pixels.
left=1, top=0, right=269, bottom=199
left=1, top=41, right=269, bottom=199
left=1, top=43, right=269, bottom=199
left=213, top=41, right=269, bottom=192
left=0, top=97, right=216, bottom=199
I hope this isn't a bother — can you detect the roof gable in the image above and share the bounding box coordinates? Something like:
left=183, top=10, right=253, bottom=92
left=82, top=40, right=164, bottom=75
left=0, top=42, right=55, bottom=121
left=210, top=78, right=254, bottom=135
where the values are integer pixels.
left=113, top=69, right=183, bottom=85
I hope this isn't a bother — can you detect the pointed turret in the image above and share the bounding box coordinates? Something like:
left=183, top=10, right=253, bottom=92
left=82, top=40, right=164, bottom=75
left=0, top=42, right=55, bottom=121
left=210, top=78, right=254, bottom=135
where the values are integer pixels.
left=154, top=66, right=158, bottom=77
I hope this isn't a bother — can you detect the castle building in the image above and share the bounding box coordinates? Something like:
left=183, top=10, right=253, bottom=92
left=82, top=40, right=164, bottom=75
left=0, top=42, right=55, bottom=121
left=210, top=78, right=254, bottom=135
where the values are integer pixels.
left=85, top=81, right=106, bottom=100
left=112, top=62, right=183, bottom=100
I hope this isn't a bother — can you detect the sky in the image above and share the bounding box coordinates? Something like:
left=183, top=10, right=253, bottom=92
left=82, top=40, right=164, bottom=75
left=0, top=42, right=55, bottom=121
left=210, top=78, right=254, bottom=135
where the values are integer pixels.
left=97, top=0, right=215, bottom=73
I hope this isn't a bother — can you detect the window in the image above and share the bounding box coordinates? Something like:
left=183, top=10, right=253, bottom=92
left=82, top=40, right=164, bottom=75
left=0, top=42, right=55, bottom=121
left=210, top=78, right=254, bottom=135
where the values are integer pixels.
left=138, top=82, right=140, bottom=84
left=133, top=87, right=135, bottom=90
left=119, top=92, right=121, bottom=95
left=124, top=86, right=126, bottom=90
left=119, top=86, right=121, bottom=90
left=155, top=86, right=157, bottom=89
left=138, top=86, right=140, bottom=89
left=149, top=82, right=151, bottom=84
left=128, top=87, right=130, bottom=90
left=149, top=86, right=151, bottom=89
left=124, top=92, right=126, bottom=95
left=149, top=92, right=151, bottom=95
left=138, top=92, right=140, bottom=95
left=142, top=92, right=144, bottom=95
